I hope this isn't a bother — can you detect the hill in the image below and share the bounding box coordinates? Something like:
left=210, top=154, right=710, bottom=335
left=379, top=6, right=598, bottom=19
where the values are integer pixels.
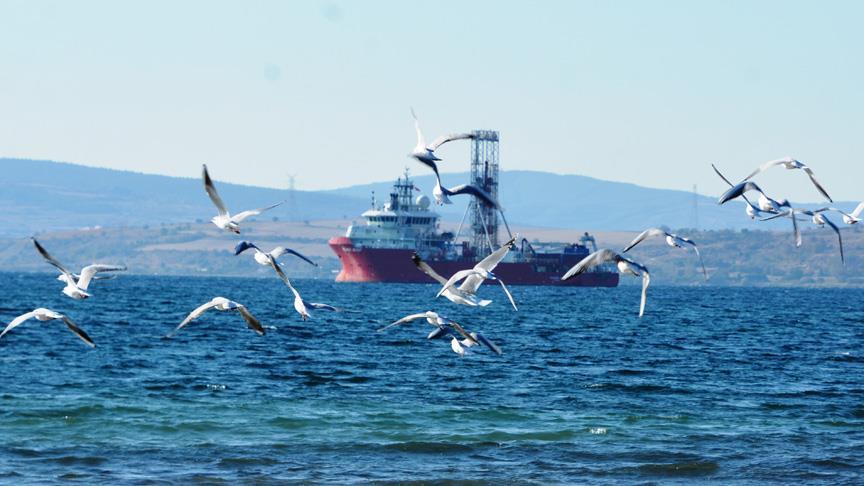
left=1, top=158, right=856, bottom=237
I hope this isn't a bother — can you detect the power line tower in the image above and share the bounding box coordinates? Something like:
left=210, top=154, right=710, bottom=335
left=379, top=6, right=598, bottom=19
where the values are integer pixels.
left=692, top=184, right=699, bottom=230
left=469, top=130, right=500, bottom=257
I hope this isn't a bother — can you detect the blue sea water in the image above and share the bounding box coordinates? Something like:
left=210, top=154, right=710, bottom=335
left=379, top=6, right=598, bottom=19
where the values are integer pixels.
left=1, top=272, right=863, bottom=484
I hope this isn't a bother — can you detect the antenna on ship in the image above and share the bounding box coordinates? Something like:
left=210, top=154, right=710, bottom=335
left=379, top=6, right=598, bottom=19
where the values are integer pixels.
left=287, top=173, right=297, bottom=221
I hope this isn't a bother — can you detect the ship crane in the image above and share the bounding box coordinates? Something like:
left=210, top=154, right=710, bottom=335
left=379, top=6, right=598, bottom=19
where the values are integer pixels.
left=580, top=232, right=598, bottom=252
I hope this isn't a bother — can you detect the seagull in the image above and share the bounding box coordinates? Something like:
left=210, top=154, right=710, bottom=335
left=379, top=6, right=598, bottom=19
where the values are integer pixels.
left=33, top=238, right=126, bottom=300
left=409, top=109, right=475, bottom=173
left=716, top=180, right=801, bottom=245
left=712, top=163, right=766, bottom=219
left=432, top=173, right=502, bottom=209
left=379, top=311, right=502, bottom=356
left=265, top=254, right=340, bottom=320
left=168, top=297, right=264, bottom=337
left=1, top=308, right=95, bottom=347
left=761, top=208, right=845, bottom=263
left=434, top=235, right=519, bottom=310
left=835, top=202, right=864, bottom=225
left=234, top=241, right=318, bottom=267
left=744, top=156, right=833, bottom=202
left=202, top=164, right=283, bottom=234
left=411, top=254, right=492, bottom=307
left=562, top=249, right=650, bottom=317
left=622, top=228, right=707, bottom=279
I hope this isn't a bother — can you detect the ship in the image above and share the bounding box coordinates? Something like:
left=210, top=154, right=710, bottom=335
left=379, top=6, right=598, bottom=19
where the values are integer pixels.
left=328, top=130, right=619, bottom=287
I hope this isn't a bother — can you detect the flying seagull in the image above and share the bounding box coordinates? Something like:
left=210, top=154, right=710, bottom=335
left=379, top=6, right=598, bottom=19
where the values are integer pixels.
left=380, top=311, right=502, bottom=356
left=712, top=163, right=766, bottom=219
left=265, top=255, right=340, bottom=320
left=0, top=308, right=95, bottom=347
left=622, top=228, right=707, bottom=279
left=33, top=238, right=126, bottom=300
left=411, top=254, right=492, bottom=308
left=562, top=249, right=650, bottom=317
left=409, top=108, right=475, bottom=173
left=202, top=164, right=283, bottom=234
left=717, top=180, right=801, bottom=246
left=234, top=241, right=318, bottom=267
left=435, top=235, right=519, bottom=310
left=432, top=173, right=502, bottom=209
left=168, top=297, right=265, bottom=337
left=744, top=156, right=833, bottom=202
left=834, top=202, right=864, bottom=225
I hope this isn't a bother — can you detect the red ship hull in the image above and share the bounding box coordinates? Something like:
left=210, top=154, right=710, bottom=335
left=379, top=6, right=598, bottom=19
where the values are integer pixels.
left=329, top=236, right=619, bottom=286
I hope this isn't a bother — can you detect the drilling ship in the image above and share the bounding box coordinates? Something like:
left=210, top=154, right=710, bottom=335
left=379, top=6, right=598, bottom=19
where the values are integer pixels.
left=328, top=131, right=619, bottom=286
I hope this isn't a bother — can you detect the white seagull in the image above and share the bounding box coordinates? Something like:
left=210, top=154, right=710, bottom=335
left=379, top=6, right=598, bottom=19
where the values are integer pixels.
left=409, top=109, right=475, bottom=173
left=744, top=156, right=833, bottom=202
left=168, top=297, right=265, bottom=337
left=266, top=255, right=340, bottom=321
left=411, top=254, right=492, bottom=307
left=622, top=228, right=707, bottom=279
left=835, top=202, right=864, bottom=225
left=203, top=164, right=283, bottom=234
left=717, top=180, right=801, bottom=246
left=379, top=311, right=502, bottom=356
left=33, top=238, right=126, bottom=300
left=234, top=241, right=318, bottom=267
left=432, top=173, right=502, bottom=209
left=562, top=249, right=650, bottom=317
left=434, top=236, right=519, bottom=310
left=1, top=308, right=95, bottom=347
left=712, top=163, right=766, bottom=219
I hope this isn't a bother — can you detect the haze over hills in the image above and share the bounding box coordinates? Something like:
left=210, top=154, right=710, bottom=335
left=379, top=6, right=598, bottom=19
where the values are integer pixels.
left=0, top=158, right=853, bottom=237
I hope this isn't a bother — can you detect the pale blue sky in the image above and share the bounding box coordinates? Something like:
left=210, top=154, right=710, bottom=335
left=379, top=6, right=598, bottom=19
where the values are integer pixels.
left=1, top=1, right=861, bottom=201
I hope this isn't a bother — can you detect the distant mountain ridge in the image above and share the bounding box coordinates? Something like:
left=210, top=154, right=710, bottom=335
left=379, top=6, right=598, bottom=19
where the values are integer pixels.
left=0, top=158, right=852, bottom=237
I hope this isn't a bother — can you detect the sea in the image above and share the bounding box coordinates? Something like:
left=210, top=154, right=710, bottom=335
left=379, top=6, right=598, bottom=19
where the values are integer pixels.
left=1, top=272, right=863, bottom=484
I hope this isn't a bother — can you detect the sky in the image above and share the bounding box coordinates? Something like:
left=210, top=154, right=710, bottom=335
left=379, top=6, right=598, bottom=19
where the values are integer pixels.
left=1, top=0, right=862, bottom=202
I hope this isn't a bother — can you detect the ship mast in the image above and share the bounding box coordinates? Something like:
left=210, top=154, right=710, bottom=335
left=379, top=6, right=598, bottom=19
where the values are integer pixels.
left=469, top=130, right=501, bottom=258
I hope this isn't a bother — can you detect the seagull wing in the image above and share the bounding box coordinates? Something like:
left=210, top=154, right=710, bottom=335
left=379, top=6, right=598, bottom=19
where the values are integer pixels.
left=744, top=158, right=787, bottom=181
left=32, top=238, right=74, bottom=281
left=792, top=209, right=802, bottom=247
left=691, top=244, right=708, bottom=279
left=562, top=249, right=618, bottom=281
left=411, top=107, right=426, bottom=148
left=444, top=184, right=501, bottom=209
left=446, top=321, right=478, bottom=345
left=266, top=253, right=294, bottom=289
left=802, top=167, right=833, bottom=202
left=377, top=313, right=429, bottom=332
left=0, top=310, right=39, bottom=340
left=77, top=264, right=126, bottom=290
left=237, top=305, right=265, bottom=335
left=270, top=247, right=318, bottom=267
left=202, top=164, right=229, bottom=216
left=231, top=201, right=284, bottom=223
left=168, top=299, right=220, bottom=337
left=497, top=279, right=518, bottom=311
left=622, top=228, right=665, bottom=253
left=712, top=163, right=756, bottom=207
left=639, top=269, right=650, bottom=318
left=410, top=254, right=448, bottom=285
left=427, top=132, right=474, bottom=151
left=473, top=332, right=503, bottom=356
left=821, top=215, right=844, bottom=264
left=304, top=301, right=339, bottom=312
left=437, top=269, right=478, bottom=298
left=61, top=316, right=96, bottom=347
left=718, top=181, right=765, bottom=205
left=852, top=202, right=864, bottom=219
left=473, top=235, right=517, bottom=273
